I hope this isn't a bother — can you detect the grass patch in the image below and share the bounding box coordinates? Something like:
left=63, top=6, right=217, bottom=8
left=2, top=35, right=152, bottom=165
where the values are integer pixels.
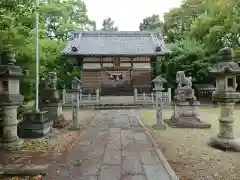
left=139, top=108, right=240, bottom=180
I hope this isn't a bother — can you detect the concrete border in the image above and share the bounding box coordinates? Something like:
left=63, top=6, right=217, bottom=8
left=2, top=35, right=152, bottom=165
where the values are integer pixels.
left=133, top=110, right=179, bottom=180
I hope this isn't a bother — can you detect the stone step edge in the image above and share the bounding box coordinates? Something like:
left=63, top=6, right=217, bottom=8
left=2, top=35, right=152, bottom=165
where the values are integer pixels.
left=0, top=164, right=49, bottom=176
left=133, top=110, right=179, bottom=180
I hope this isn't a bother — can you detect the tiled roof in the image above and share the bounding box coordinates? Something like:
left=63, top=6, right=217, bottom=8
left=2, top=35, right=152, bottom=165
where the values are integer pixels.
left=61, top=31, right=170, bottom=56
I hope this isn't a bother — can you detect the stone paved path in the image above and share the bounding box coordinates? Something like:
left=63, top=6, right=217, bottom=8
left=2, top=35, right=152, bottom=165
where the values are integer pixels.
left=44, top=109, right=175, bottom=180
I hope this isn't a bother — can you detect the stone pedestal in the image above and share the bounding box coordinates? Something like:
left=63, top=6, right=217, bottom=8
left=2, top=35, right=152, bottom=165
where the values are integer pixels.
left=0, top=106, right=24, bottom=150
left=209, top=101, right=240, bottom=151
left=18, top=111, right=53, bottom=138
left=40, top=102, right=66, bottom=128
left=165, top=86, right=211, bottom=128
left=39, top=72, right=66, bottom=128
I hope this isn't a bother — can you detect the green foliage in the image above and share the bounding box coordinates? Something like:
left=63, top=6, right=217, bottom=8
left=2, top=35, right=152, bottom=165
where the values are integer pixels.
left=101, top=17, right=118, bottom=31
left=0, top=0, right=95, bottom=102
left=139, top=0, right=240, bottom=87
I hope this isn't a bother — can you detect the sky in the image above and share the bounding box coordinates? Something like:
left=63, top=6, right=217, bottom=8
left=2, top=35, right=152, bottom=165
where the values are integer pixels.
left=83, top=0, right=182, bottom=31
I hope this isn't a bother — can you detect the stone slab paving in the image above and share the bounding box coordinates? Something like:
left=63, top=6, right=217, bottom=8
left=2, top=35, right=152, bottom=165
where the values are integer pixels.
left=44, top=110, right=175, bottom=180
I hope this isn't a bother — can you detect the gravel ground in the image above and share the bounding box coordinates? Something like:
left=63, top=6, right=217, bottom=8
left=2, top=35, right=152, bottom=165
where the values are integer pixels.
left=1, top=109, right=98, bottom=180
left=21, top=109, right=98, bottom=152
left=139, top=108, right=240, bottom=180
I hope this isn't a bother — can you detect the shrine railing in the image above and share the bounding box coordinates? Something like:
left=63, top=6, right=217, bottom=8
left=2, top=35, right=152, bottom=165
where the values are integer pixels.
left=134, top=88, right=172, bottom=105
left=61, top=88, right=172, bottom=107
left=62, top=89, right=100, bottom=105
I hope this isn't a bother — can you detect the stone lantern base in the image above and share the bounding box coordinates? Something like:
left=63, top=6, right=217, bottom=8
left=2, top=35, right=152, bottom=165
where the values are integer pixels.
left=208, top=101, right=240, bottom=152
left=18, top=111, right=53, bottom=138
left=0, top=138, right=23, bottom=151
left=165, top=87, right=211, bottom=129
left=209, top=137, right=240, bottom=151
left=40, top=102, right=67, bottom=128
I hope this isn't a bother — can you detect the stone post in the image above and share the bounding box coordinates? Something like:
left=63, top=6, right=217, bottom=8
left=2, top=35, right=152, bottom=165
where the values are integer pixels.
left=209, top=47, right=240, bottom=151
left=151, top=92, right=154, bottom=103
left=167, top=88, right=171, bottom=103
left=68, top=77, right=82, bottom=130
left=80, top=91, right=83, bottom=101
left=0, top=45, right=24, bottom=150
left=62, top=89, right=66, bottom=104
left=96, top=89, right=99, bottom=104
left=0, top=108, right=3, bottom=141
left=39, top=72, right=66, bottom=128
left=134, top=88, right=137, bottom=102
left=143, top=92, right=146, bottom=100
left=152, top=76, right=166, bottom=130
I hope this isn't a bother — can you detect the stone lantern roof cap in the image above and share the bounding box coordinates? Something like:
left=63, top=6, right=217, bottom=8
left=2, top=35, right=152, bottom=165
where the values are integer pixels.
left=152, top=75, right=166, bottom=83
left=72, top=77, right=82, bottom=84
left=209, top=47, right=240, bottom=76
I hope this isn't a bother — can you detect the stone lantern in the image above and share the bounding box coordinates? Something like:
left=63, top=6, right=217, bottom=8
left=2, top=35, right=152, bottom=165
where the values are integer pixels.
left=68, top=77, right=82, bottom=130
left=72, top=77, right=82, bottom=90
left=0, top=45, right=24, bottom=150
left=152, top=76, right=166, bottom=130
left=209, top=47, right=240, bottom=151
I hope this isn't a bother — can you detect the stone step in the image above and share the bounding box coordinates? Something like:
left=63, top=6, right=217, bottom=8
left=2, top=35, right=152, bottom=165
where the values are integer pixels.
left=96, top=105, right=140, bottom=110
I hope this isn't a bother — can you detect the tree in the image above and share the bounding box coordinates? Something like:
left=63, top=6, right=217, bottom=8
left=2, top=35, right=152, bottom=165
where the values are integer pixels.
left=189, top=0, right=240, bottom=50
left=101, top=17, right=118, bottom=31
left=0, top=0, right=96, bottom=101
left=40, top=0, right=96, bottom=41
left=139, top=14, right=163, bottom=32
left=138, top=0, right=240, bottom=86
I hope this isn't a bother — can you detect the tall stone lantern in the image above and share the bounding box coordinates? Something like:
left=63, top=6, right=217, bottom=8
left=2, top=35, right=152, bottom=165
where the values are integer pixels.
left=152, top=76, right=166, bottom=130
left=209, top=47, right=240, bottom=151
left=0, top=45, right=24, bottom=150
left=68, top=77, right=82, bottom=130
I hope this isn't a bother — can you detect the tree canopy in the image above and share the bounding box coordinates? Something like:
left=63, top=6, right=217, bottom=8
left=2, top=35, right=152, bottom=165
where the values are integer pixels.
left=101, top=17, right=118, bottom=31
left=0, top=0, right=97, bottom=101
left=139, top=0, right=240, bottom=86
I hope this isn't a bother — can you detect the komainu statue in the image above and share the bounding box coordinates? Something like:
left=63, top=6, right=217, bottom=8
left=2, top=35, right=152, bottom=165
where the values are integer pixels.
left=176, top=71, right=192, bottom=88
left=45, top=71, right=57, bottom=89
left=39, top=71, right=59, bottom=103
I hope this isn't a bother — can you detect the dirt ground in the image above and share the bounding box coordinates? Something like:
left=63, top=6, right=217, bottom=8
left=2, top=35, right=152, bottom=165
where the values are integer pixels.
left=139, top=108, right=240, bottom=180
left=1, top=109, right=98, bottom=180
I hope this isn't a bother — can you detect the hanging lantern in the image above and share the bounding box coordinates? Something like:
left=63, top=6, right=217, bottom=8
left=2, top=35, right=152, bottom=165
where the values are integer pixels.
left=110, top=74, right=113, bottom=79
left=116, top=76, right=119, bottom=81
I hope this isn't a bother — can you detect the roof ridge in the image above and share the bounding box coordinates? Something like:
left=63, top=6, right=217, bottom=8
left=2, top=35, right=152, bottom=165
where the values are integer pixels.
left=80, top=31, right=153, bottom=36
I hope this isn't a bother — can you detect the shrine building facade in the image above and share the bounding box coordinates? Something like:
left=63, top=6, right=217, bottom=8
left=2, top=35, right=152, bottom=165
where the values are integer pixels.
left=62, top=31, right=169, bottom=96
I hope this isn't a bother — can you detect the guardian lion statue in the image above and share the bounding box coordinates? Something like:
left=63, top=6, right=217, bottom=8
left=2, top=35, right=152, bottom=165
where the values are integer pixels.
left=176, top=71, right=192, bottom=88
left=45, top=71, right=57, bottom=89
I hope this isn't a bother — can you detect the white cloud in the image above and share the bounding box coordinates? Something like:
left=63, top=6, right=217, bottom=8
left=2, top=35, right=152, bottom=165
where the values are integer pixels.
left=84, top=0, right=182, bottom=30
